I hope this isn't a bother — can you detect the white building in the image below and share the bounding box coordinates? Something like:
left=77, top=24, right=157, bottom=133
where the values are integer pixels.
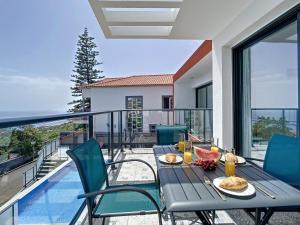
left=82, top=74, right=173, bottom=133
left=88, top=0, right=300, bottom=157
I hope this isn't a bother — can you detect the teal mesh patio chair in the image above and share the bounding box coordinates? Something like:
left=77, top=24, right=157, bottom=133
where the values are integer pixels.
left=245, top=134, right=300, bottom=223
left=67, top=139, right=163, bottom=225
left=156, top=125, right=188, bottom=145
left=246, top=134, right=300, bottom=189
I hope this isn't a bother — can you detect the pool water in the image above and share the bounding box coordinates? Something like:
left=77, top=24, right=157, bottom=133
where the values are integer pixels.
left=18, top=162, right=84, bottom=224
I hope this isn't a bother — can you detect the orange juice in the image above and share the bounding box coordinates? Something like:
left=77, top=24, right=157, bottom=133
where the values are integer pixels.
left=225, top=161, right=235, bottom=176
left=211, top=146, right=219, bottom=153
left=178, top=141, right=185, bottom=152
left=184, top=151, right=193, bottom=164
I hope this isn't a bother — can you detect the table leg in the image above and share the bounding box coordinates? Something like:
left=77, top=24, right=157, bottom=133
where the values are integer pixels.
left=257, top=208, right=274, bottom=225
left=255, top=208, right=262, bottom=225
left=195, top=211, right=213, bottom=225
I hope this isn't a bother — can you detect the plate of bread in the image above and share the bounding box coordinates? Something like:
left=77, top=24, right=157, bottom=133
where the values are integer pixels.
left=220, top=153, right=246, bottom=164
left=213, top=176, right=255, bottom=197
left=159, top=153, right=183, bottom=164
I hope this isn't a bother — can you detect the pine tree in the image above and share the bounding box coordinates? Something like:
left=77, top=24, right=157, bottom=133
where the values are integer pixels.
left=69, top=27, right=104, bottom=112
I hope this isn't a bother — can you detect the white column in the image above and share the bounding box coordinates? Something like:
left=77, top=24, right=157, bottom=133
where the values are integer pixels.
left=212, top=43, right=233, bottom=149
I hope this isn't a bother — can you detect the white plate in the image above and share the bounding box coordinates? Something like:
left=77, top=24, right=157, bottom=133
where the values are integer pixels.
left=159, top=154, right=183, bottom=164
left=213, top=177, right=255, bottom=197
left=220, top=155, right=246, bottom=164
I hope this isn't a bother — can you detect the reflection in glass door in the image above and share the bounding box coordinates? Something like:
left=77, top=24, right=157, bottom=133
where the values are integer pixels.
left=235, top=18, right=299, bottom=159
left=194, top=83, right=213, bottom=141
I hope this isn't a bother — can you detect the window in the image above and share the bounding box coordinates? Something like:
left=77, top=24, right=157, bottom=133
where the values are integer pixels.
left=193, top=83, right=213, bottom=141
left=83, top=97, right=91, bottom=112
left=196, top=83, right=212, bottom=108
left=126, top=96, right=143, bottom=132
left=162, top=96, right=173, bottom=109
left=233, top=6, right=300, bottom=159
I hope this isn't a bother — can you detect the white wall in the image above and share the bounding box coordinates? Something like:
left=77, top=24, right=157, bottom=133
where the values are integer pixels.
left=174, top=53, right=212, bottom=108
left=174, top=73, right=211, bottom=108
left=212, top=0, right=299, bottom=149
left=83, top=86, right=173, bottom=132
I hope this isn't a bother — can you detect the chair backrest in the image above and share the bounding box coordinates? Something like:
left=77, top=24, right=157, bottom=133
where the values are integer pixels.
left=156, top=125, right=187, bottom=145
left=263, top=134, right=300, bottom=189
left=67, top=138, right=108, bottom=197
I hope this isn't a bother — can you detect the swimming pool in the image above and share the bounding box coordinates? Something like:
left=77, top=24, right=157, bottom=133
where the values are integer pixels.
left=18, top=162, right=84, bottom=224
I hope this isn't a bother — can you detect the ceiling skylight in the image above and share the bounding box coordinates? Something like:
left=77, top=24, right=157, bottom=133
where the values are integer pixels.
left=109, top=26, right=173, bottom=36
left=103, top=8, right=180, bottom=23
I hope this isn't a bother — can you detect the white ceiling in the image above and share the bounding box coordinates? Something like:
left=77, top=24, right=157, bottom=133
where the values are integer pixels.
left=176, top=52, right=212, bottom=84
left=88, top=0, right=255, bottom=39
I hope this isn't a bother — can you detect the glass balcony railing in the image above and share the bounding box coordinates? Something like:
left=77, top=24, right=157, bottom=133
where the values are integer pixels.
left=251, top=108, right=298, bottom=155
left=0, top=108, right=212, bottom=225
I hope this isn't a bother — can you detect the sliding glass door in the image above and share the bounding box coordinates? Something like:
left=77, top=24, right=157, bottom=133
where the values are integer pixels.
left=233, top=6, right=300, bottom=159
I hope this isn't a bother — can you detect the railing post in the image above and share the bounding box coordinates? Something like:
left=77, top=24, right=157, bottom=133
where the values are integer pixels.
left=88, top=115, right=93, bottom=139
left=24, top=172, right=26, bottom=188
left=35, top=164, right=37, bottom=180
left=167, top=110, right=170, bottom=125
left=12, top=203, right=15, bottom=225
left=297, top=109, right=300, bottom=137
left=129, top=130, right=132, bottom=150
left=282, top=109, right=285, bottom=133
left=110, top=112, right=116, bottom=169
left=32, top=167, right=34, bottom=182
left=189, top=109, right=192, bottom=132
left=119, top=111, right=124, bottom=152
left=203, top=109, right=206, bottom=141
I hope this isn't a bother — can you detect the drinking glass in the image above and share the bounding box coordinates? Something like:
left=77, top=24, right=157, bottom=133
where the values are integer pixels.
left=210, top=137, right=219, bottom=153
left=224, top=148, right=236, bottom=176
left=178, top=133, right=185, bottom=152
left=184, top=140, right=193, bottom=164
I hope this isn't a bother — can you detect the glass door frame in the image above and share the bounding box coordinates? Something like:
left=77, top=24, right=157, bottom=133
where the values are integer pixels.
left=232, top=4, right=300, bottom=155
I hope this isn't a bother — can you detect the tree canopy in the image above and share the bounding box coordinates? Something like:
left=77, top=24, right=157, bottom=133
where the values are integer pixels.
left=69, top=27, right=104, bottom=112
left=8, top=126, right=43, bottom=157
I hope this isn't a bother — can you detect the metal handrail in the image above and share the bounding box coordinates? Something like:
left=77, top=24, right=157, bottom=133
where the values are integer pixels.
left=0, top=108, right=212, bottom=129
left=251, top=108, right=298, bottom=110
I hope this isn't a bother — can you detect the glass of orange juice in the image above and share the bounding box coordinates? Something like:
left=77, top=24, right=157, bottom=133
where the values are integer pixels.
left=178, top=133, right=185, bottom=152
left=184, top=140, right=193, bottom=164
left=225, top=149, right=236, bottom=176
left=210, top=137, right=219, bottom=153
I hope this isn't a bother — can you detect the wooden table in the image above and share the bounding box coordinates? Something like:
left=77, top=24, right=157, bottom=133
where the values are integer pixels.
left=154, top=145, right=300, bottom=225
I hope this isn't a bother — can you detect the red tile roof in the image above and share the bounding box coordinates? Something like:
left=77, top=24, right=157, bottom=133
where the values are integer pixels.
left=83, top=74, right=173, bottom=88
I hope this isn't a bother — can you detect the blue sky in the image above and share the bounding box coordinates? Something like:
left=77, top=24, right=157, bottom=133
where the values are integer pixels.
left=0, top=0, right=201, bottom=113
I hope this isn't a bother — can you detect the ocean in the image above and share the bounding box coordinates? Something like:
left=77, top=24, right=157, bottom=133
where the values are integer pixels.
left=0, top=111, right=69, bottom=127
left=0, top=111, right=66, bottom=119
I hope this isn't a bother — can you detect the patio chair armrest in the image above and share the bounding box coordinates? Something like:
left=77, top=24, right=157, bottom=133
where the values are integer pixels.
left=244, top=157, right=265, bottom=162
left=106, top=159, right=157, bottom=183
left=77, top=186, right=162, bottom=214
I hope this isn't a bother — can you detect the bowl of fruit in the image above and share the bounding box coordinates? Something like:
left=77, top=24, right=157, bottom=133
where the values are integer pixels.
left=193, top=146, right=221, bottom=171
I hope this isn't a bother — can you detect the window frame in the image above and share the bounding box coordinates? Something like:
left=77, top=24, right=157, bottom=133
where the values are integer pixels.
left=125, top=96, right=143, bottom=132
left=162, top=95, right=174, bottom=109
left=195, top=82, right=212, bottom=109
left=232, top=4, right=300, bottom=155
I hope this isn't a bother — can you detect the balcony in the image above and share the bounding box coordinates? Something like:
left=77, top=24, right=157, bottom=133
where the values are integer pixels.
left=0, top=108, right=299, bottom=225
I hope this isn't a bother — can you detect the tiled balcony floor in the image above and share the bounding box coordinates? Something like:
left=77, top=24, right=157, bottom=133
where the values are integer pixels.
left=87, top=148, right=300, bottom=225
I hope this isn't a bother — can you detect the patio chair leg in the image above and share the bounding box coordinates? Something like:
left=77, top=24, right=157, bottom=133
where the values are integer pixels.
left=88, top=214, right=93, bottom=225
left=102, top=217, right=106, bottom=225
left=170, top=212, right=176, bottom=225
left=158, top=213, right=163, bottom=225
